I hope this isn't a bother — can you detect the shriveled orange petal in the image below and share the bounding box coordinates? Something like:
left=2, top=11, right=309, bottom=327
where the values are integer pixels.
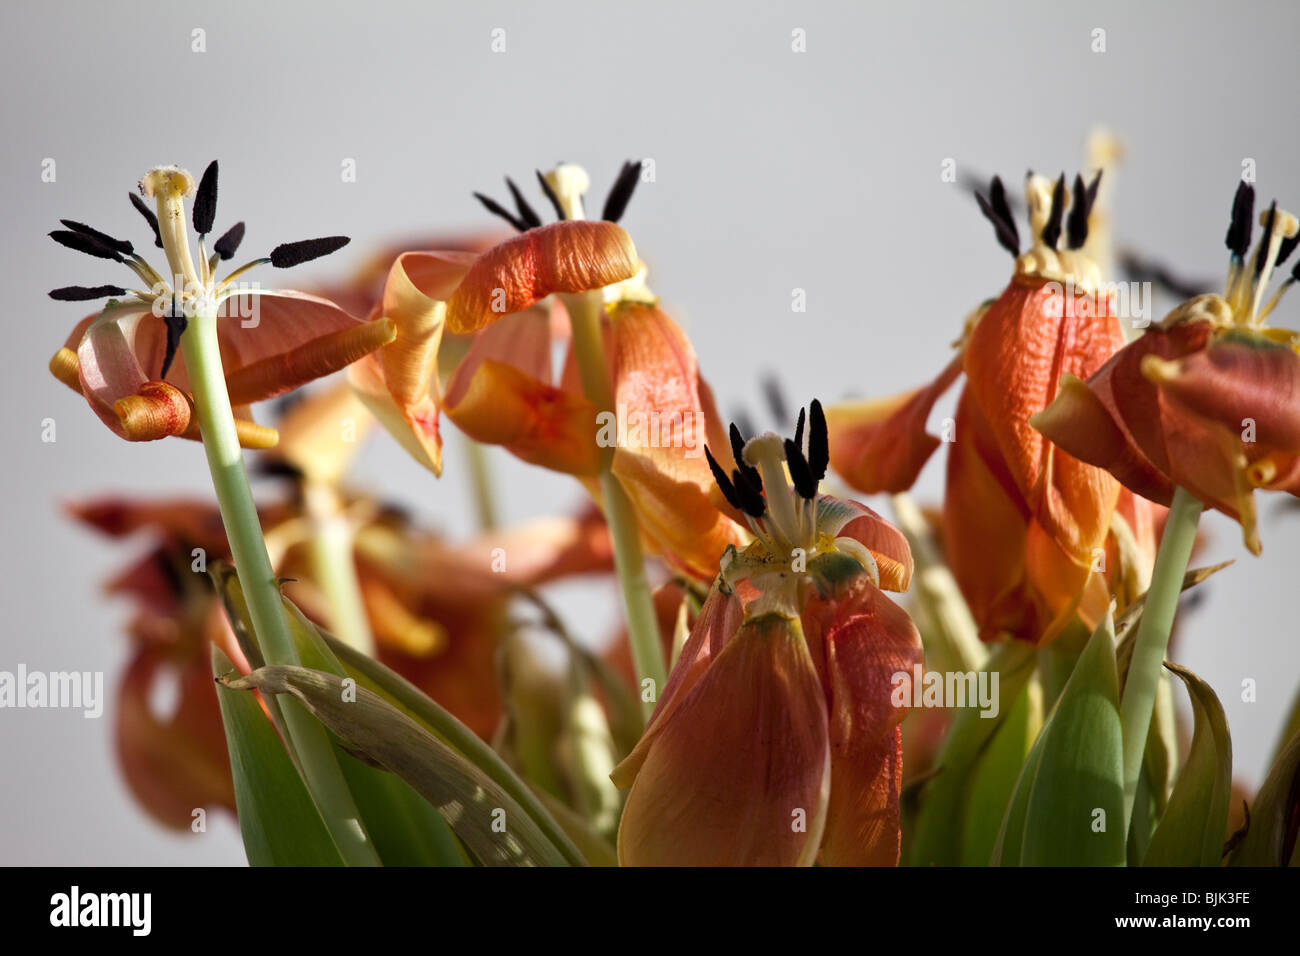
left=827, top=352, right=964, bottom=493
left=943, top=389, right=1037, bottom=642
left=113, top=380, right=193, bottom=441
left=441, top=308, right=600, bottom=475
left=611, top=581, right=743, bottom=788
left=605, top=304, right=747, bottom=580
left=1031, top=371, right=1174, bottom=507
left=445, top=221, right=639, bottom=333
left=964, top=277, right=1124, bottom=565
left=616, top=613, right=830, bottom=866
left=801, top=572, right=922, bottom=865
left=1146, top=329, right=1300, bottom=449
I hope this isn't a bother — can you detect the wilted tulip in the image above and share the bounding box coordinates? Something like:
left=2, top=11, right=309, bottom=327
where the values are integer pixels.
left=1033, top=182, right=1300, bottom=555
left=48, top=162, right=389, bottom=448
left=613, top=401, right=922, bottom=865
left=827, top=171, right=1133, bottom=643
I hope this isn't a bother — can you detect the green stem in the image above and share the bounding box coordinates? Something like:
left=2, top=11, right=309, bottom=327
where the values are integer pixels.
left=464, top=436, right=499, bottom=532
left=1119, top=485, right=1203, bottom=829
left=304, top=485, right=375, bottom=656
left=563, top=292, right=666, bottom=721
left=182, top=309, right=380, bottom=866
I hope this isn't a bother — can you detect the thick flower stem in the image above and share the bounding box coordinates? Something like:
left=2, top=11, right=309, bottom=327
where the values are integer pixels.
left=182, top=308, right=380, bottom=866
left=1119, top=485, right=1203, bottom=830
left=563, top=291, right=666, bottom=721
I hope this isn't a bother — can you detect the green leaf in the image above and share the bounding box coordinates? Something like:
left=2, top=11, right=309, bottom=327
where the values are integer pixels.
left=961, top=679, right=1041, bottom=865
left=1229, top=722, right=1300, bottom=866
left=219, top=664, right=576, bottom=866
left=319, top=630, right=588, bottom=867
left=909, top=641, right=1037, bottom=866
left=996, top=612, right=1126, bottom=866
left=1143, top=663, right=1232, bottom=866
left=210, top=646, right=345, bottom=866
left=336, top=752, right=468, bottom=867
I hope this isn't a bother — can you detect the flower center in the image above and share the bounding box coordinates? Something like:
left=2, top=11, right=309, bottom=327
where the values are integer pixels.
left=1221, top=183, right=1300, bottom=328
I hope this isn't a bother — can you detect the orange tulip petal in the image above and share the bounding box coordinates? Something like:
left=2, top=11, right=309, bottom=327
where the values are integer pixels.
left=964, top=278, right=1124, bottom=562
left=611, top=581, right=743, bottom=789
left=1148, top=329, right=1300, bottom=449
left=827, top=352, right=964, bottom=493
left=445, top=221, right=639, bottom=334
left=616, top=613, right=830, bottom=866
left=606, top=304, right=747, bottom=580
left=943, top=390, right=1037, bottom=641
left=820, top=496, right=914, bottom=592
left=801, top=573, right=922, bottom=865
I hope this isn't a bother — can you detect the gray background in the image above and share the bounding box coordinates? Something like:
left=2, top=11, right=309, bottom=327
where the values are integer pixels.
left=1, top=0, right=1296, bottom=864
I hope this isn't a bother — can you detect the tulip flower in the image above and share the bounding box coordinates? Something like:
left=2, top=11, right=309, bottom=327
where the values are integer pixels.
left=353, top=163, right=745, bottom=592
left=47, top=162, right=392, bottom=448
left=347, top=164, right=641, bottom=476
left=826, top=171, right=1131, bottom=644
left=1033, top=182, right=1300, bottom=555
left=613, top=400, right=923, bottom=866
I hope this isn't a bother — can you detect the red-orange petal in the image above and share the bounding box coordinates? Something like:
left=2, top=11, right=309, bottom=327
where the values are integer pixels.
left=611, top=581, right=743, bottom=789
left=801, top=573, right=922, bottom=865
left=616, top=613, right=830, bottom=866
left=827, top=352, right=964, bottom=494
left=964, top=277, right=1124, bottom=564
left=445, top=221, right=639, bottom=334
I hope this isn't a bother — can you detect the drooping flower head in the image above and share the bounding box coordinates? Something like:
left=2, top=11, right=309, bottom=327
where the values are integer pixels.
left=48, top=162, right=389, bottom=447
left=826, top=169, right=1134, bottom=644
left=614, top=400, right=922, bottom=866
left=353, top=162, right=746, bottom=580
left=348, top=162, right=641, bottom=475
left=1033, top=181, right=1300, bottom=554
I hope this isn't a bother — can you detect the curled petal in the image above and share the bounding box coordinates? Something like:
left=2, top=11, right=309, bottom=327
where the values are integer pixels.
left=1031, top=372, right=1174, bottom=507
left=815, top=495, right=914, bottom=592
left=444, top=309, right=601, bottom=475
left=341, top=253, right=471, bottom=476
left=76, top=304, right=166, bottom=437
left=616, top=613, right=830, bottom=866
left=801, top=573, right=922, bottom=865
left=445, top=221, right=639, bottom=333
left=1144, top=330, right=1300, bottom=450
left=826, top=352, right=964, bottom=493
left=114, top=381, right=193, bottom=441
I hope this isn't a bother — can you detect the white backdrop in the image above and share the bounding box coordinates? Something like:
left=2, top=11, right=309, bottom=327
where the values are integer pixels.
left=1, top=0, right=1296, bottom=864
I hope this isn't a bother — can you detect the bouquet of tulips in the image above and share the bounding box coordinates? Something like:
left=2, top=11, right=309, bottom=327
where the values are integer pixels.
left=47, top=151, right=1300, bottom=867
